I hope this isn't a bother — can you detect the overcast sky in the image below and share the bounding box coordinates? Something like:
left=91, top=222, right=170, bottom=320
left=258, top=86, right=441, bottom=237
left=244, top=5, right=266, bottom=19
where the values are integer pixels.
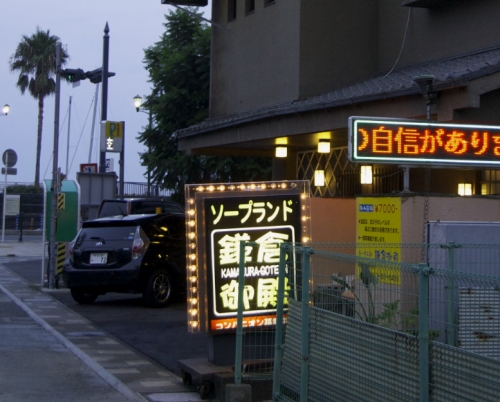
left=1, top=0, right=211, bottom=186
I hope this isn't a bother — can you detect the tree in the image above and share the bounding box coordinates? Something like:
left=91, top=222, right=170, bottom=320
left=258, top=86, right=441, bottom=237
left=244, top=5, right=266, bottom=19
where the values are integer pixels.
left=139, top=8, right=271, bottom=203
left=9, top=28, right=69, bottom=187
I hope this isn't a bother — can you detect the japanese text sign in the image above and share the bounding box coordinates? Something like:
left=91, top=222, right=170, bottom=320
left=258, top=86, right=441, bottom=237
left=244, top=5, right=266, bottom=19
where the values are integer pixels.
left=348, top=116, right=500, bottom=167
left=356, top=197, right=402, bottom=285
left=100, top=121, right=124, bottom=152
left=206, top=195, right=299, bottom=330
left=184, top=181, right=310, bottom=333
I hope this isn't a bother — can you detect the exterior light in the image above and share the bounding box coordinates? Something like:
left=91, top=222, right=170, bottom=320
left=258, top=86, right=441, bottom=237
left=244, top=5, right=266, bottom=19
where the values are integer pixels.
left=133, top=95, right=142, bottom=112
left=360, top=165, right=373, bottom=184
left=314, top=170, right=325, bottom=187
left=1, top=104, right=10, bottom=116
left=458, top=183, right=472, bottom=196
left=318, top=139, right=330, bottom=153
left=275, top=146, right=287, bottom=158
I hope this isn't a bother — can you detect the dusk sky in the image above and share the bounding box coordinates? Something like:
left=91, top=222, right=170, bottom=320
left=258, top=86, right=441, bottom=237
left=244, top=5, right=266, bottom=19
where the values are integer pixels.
left=1, top=0, right=211, bottom=185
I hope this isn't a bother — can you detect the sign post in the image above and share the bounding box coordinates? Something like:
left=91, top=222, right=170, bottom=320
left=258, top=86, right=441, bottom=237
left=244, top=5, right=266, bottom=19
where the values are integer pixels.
left=183, top=180, right=311, bottom=366
left=1, top=149, right=17, bottom=242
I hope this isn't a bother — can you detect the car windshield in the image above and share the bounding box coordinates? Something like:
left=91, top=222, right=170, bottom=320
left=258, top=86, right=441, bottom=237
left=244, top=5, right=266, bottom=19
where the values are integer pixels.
left=99, top=202, right=128, bottom=217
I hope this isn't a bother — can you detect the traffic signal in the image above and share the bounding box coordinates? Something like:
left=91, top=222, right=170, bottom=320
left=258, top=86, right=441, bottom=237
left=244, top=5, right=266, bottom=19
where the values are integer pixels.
left=85, top=68, right=116, bottom=84
left=61, top=68, right=87, bottom=83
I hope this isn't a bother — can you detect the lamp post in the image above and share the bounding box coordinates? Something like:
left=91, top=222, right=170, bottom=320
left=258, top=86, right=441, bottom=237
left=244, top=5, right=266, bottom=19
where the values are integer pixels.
left=133, top=95, right=152, bottom=197
left=1, top=103, right=10, bottom=242
left=0, top=104, right=9, bottom=116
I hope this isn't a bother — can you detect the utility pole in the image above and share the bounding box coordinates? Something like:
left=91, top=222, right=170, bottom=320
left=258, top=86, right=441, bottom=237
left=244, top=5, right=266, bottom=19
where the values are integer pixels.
left=49, top=42, right=62, bottom=289
left=99, top=22, right=110, bottom=173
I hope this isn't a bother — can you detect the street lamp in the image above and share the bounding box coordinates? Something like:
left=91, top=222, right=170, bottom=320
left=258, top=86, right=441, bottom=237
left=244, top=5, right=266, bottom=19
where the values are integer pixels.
left=1, top=104, right=10, bottom=116
left=133, top=95, right=152, bottom=196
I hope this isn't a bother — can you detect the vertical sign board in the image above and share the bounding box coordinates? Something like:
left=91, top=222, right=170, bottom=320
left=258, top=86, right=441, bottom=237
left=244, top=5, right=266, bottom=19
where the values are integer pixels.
left=100, top=121, right=124, bottom=152
left=185, top=181, right=311, bottom=333
left=356, top=197, right=402, bottom=285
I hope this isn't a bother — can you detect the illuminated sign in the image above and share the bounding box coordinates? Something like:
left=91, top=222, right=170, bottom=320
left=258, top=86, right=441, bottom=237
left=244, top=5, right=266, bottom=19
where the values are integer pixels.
left=348, top=116, right=500, bottom=166
left=100, top=121, right=124, bottom=152
left=356, top=197, right=402, bottom=285
left=185, top=181, right=311, bottom=333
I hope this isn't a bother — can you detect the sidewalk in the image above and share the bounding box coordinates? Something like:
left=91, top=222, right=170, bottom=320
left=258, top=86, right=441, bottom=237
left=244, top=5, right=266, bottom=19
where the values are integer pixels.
left=0, top=238, right=205, bottom=402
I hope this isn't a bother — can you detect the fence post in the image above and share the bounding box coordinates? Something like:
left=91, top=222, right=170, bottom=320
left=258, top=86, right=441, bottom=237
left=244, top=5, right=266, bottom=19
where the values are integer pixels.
left=418, top=263, right=432, bottom=402
left=272, top=243, right=289, bottom=399
left=235, top=240, right=246, bottom=385
left=441, top=242, right=461, bottom=347
left=235, top=240, right=257, bottom=385
left=300, top=247, right=312, bottom=402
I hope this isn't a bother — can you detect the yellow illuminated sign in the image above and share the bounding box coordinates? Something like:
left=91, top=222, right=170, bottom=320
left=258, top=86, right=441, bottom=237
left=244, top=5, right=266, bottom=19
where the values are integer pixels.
left=356, top=197, right=401, bottom=285
left=100, top=121, right=124, bottom=152
left=184, top=181, right=311, bottom=333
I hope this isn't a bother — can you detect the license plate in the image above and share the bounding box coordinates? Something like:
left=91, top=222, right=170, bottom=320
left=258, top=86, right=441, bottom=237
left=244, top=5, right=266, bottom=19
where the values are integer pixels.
left=90, top=253, right=107, bottom=264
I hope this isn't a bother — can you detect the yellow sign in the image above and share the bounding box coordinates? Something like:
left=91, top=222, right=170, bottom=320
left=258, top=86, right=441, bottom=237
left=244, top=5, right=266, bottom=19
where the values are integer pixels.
left=356, top=197, right=401, bottom=285
left=100, top=121, right=124, bottom=152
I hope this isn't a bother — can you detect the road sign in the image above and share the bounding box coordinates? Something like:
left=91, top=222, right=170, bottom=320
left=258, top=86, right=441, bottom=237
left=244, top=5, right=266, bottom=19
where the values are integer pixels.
left=100, top=121, right=124, bottom=152
left=2, top=149, right=17, bottom=167
left=1, top=167, right=17, bottom=175
left=80, top=163, right=98, bottom=173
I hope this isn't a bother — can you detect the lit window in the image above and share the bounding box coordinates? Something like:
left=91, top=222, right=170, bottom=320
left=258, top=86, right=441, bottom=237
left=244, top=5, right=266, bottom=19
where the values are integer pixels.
left=458, top=183, right=472, bottom=196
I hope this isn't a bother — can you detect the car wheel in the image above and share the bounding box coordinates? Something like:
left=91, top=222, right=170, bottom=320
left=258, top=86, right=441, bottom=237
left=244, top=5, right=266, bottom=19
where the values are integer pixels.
left=70, top=288, right=99, bottom=304
left=144, top=269, right=172, bottom=308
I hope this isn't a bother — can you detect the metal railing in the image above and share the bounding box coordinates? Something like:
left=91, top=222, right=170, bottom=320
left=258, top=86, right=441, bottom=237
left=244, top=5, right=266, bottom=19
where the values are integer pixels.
left=264, top=242, right=500, bottom=401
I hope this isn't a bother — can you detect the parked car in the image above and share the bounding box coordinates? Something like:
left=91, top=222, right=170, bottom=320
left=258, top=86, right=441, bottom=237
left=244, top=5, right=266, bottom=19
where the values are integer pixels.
left=62, top=213, right=186, bottom=307
left=97, top=197, right=184, bottom=219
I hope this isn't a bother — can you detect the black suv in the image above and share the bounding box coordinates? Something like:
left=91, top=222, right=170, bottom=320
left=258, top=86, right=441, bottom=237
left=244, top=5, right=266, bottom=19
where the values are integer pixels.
left=97, top=198, right=184, bottom=218
left=62, top=213, right=186, bottom=307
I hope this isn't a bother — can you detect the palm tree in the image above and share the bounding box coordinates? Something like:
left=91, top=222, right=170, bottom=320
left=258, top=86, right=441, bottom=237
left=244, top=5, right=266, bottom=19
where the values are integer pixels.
left=9, top=28, right=69, bottom=187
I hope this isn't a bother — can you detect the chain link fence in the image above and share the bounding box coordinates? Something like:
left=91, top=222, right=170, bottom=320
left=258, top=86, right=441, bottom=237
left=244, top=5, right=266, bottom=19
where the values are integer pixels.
left=234, top=242, right=500, bottom=401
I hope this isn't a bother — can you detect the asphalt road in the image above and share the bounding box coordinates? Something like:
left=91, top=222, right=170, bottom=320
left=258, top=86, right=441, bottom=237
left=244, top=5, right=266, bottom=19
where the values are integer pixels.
left=4, top=258, right=209, bottom=376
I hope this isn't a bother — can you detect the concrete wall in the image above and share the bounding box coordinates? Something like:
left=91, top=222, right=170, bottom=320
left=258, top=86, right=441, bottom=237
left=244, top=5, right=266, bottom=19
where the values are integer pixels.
left=210, top=0, right=301, bottom=116
left=210, top=0, right=500, bottom=118
left=378, top=0, right=500, bottom=72
left=298, top=0, right=379, bottom=99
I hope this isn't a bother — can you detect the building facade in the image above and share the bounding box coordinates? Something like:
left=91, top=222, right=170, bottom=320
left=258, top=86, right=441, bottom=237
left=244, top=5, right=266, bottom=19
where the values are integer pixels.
left=177, top=0, right=500, bottom=242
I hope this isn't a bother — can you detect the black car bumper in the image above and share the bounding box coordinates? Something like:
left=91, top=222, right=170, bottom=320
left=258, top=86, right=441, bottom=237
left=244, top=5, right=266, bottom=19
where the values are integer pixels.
left=62, top=259, right=142, bottom=289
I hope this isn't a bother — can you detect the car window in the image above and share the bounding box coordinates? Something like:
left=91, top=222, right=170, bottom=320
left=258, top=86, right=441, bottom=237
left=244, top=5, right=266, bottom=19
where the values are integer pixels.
left=76, top=226, right=138, bottom=246
left=98, top=202, right=127, bottom=217
left=162, top=203, right=184, bottom=214
left=152, top=216, right=185, bottom=240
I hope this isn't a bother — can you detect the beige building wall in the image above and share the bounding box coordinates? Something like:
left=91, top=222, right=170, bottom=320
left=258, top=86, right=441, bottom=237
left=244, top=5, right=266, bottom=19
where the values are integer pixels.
left=310, top=196, right=500, bottom=245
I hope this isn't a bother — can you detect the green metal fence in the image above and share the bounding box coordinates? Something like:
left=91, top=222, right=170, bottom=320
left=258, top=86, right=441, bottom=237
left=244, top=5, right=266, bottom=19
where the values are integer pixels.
left=267, top=243, right=500, bottom=402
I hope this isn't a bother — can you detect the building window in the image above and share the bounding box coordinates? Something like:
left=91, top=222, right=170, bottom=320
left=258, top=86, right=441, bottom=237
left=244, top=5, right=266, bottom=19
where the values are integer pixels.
left=228, top=0, right=237, bottom=22
left=264, top=0, right=275, bottom=6
left=245, top=0, right=255, bottom=14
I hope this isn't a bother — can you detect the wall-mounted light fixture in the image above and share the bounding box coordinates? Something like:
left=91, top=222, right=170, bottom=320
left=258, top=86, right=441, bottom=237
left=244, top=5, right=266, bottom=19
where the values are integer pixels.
left=275, top=146, right=287, bottom=158
left=458, top=183, right=472, bottom=196
left=314, top=170, right=325, bottom=187
left=360, top=165, right=373, bottom=184
left=275, top=137, right=288, bottom=158
left=318, top=139, right=330, bottom=153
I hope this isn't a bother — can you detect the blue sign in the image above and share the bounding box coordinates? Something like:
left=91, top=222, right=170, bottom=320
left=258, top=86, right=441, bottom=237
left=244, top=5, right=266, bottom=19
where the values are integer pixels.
left=359, top=204, right=373, bottom=212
